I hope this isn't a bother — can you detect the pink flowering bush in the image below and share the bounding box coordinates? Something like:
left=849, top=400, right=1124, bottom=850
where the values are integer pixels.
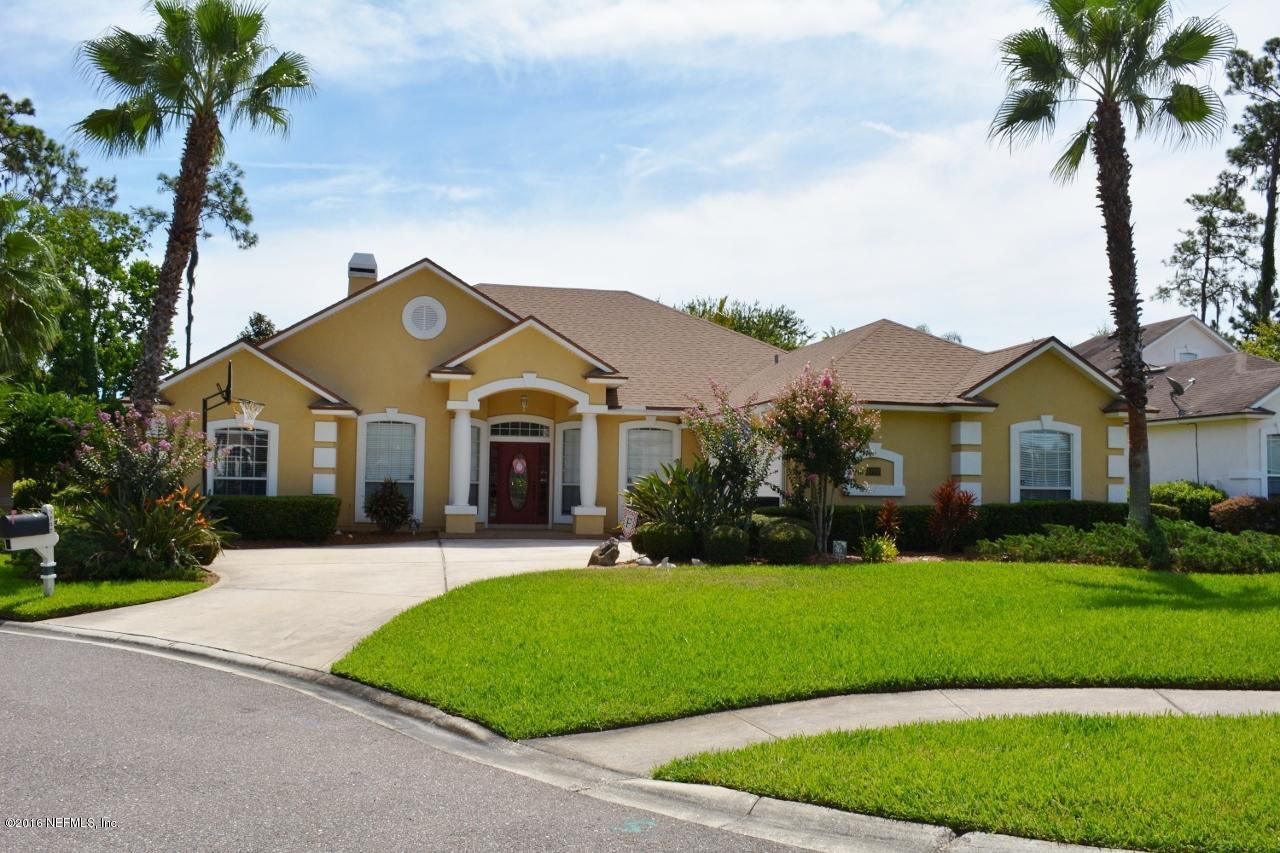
left=60, top=409, right=230, bottom=578
left=765, top=364, right=878, bottom=553
left=70, top=409, right=215, bottom=504
left=684, top=382, right=775, bottom=527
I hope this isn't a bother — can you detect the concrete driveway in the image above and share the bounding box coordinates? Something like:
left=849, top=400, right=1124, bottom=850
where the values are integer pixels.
left=51, top=538, right=630, bottom=670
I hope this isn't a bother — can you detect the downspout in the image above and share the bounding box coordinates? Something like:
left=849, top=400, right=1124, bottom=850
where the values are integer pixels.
left=1194, top=423, right=1200, bottom=484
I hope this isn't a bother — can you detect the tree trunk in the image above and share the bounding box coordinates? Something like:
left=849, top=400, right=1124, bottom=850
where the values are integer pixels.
left=130, top=114, right=219, bottom=414
left=1261, top=136, right=1280, bottom=321
left=1092, top=100, right=1152, bottom=530
left=185, top=239, right=198, bottom=367
left=1200, top=231, right=1210, bottom=322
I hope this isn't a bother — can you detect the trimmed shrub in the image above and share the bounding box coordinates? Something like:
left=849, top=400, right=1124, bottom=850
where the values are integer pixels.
left=758, top=500, right=1128, bottom=552
left=973, top=518, right=1280, bottom=574
left=632, top=521, right=697, bottom=562
left=860, top=533, right=899, bottom=563
left=704, top=525, right=749, bottom=564
left=1210, top=496, right=1280, bottom=534
left=10, top=478, right=49, bottom=510
left=211, top=495, right=341, bottom=543
left=760, top=520, right=816, bottom=565
left=1151, top=502, right=1181, bottom=520
left=1150, top=481, right=1228, bottom=526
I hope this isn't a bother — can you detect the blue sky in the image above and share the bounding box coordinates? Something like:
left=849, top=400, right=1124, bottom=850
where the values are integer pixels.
left=1, top=0, right=1275, bottom=357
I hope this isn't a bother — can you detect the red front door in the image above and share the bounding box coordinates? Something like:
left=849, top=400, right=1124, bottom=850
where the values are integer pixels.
left=493, top=442, right=549, bottom=524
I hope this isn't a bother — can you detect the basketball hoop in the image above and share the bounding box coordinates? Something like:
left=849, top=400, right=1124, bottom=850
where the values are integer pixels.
left=233, top=399, right=265, bottom=430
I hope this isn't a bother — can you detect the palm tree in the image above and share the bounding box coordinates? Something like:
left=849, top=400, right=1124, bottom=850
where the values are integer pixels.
left=74, top=0, right=311, bottom=414
left=991, top=0, right=1233, bottom=529
left=0, top=195, right=64, bottom=375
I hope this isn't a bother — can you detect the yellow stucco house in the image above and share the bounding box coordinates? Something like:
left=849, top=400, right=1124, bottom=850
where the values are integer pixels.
left=158, top=253, right=1131, bottom=535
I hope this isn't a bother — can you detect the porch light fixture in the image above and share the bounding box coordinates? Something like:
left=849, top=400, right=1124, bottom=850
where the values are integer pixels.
left=520, top=394, right=528, bottom=412
left=200, top=360, right=265, bottom=494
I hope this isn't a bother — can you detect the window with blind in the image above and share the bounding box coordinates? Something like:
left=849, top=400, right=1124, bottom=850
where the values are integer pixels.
left=469, top=425, right=481, bottom=506
left=560, top=427, right=581, bottom=515
left=1018, top=429, right=1072, bottom=501
left=1268, top=435, right=1280, bottom=499
left=364, top=420, right=416, bottom=504
left=625, top=427, right=676, bottom=489
left=213, top=428, right=269, bottom=495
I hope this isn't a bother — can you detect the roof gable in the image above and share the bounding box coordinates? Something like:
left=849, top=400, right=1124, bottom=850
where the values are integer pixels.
left=434, top=316, right=617, bottom=375
left=961, top=338, right=1121, bottom=398
left=264, top=256, right=519, bottom=348
left=158, top=340, right=354, bottom=408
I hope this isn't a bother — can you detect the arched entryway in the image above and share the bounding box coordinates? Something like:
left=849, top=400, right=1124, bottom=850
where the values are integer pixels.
left=444, top=374, right=603, bottom=534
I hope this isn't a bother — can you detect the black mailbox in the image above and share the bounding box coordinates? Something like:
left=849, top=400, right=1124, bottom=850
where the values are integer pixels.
left=1, top=512, right=51, bottom=539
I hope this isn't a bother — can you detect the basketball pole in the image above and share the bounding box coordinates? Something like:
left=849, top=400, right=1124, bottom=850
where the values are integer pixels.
left=200, top=361, right=234, bottom=496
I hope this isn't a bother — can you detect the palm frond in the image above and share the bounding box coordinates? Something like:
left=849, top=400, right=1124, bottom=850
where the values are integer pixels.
left=78, top=30, right=158, bottom=99
left=1153, top=82, right=1226, bottom=143
left=1045, top=0, right=1088, bottom=44
left=1050, top=119, right=1094, bottom=183
left=989, top=88, right=1060, bottom=144
left=1159, top=17, right=1235, bottom=70
left=71, top=98, right=166, bottom=155
left=999, top=28, right=1072, bottom=89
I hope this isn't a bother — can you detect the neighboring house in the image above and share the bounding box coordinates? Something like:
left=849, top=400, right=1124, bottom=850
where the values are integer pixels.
left=1074, top=314, right=1235, bottom=373
left=1078, top=314, right=1280, bottom=499
left=159, top=253, right=1131, bottom=534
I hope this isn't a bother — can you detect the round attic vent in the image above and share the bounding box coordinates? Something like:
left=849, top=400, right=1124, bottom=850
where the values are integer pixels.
left=402, top=296, right=447, bottom=340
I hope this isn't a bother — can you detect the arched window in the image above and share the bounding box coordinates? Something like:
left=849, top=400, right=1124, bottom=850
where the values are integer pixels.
left=209, top=420, right=278, bottom=496
left=1010, top=417, right=1082, bottom=502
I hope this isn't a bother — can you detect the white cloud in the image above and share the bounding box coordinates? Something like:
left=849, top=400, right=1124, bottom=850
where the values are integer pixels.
left=190, top=118, right=1229, bottom=358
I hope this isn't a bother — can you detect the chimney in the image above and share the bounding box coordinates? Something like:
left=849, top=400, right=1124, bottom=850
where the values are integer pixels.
left=348, top=252, right=377, bottom=296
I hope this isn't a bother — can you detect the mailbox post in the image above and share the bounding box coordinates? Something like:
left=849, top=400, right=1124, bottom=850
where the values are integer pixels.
left=2, top=504, right=59, bottom=596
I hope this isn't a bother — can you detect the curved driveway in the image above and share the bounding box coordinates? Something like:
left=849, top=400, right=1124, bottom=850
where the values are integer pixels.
left=50, top=538, right=629, bottom=669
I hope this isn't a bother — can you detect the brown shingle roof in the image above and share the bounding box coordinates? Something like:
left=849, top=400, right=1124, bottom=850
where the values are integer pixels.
left=1149, top=352, right=1280, bottom=420
left=1076, top=315, right=1197, bottom=373
left=475, top=284, right=782, bottom=408
left=727, top=320, right=1065, bottom=407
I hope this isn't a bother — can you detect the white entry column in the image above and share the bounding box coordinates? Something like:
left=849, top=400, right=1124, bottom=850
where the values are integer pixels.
left=448, top=409, right=472, bottom=509
left=577, top=412, right=600, bottom=512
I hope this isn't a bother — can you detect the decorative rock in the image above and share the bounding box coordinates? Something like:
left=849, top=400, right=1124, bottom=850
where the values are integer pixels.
left=657, top=557, right=673, bottom=568
left=637, top=556, right=654, bottom=566
left=588, top=537, right=621, bottom=567
left=691, top=558, right=704, bottom=566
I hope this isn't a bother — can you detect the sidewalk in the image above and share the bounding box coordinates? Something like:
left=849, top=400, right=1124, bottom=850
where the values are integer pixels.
left=527, top=686, right=1280, bottom=774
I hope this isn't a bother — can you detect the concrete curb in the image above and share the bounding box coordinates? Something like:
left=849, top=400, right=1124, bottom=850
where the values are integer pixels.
left=0, top=620, right=1125, bottom=852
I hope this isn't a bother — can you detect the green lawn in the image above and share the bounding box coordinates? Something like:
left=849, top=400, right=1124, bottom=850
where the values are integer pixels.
left=0, top=554, right=207, bottom=621
left=656, top=713, right=1280, bottom=853
left=332, top=562, right=1280, bottom=739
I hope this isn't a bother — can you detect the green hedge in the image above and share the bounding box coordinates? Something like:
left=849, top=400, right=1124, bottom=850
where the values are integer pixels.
left=1150, top=481, right=1227, bottom=526
left=760, top=521, right=816, bottom=564
left=756, top=500, right=1128, bottom=552
left=631, top=521, right=697, bottom=562
left=209, top=495, right=341, bottom=543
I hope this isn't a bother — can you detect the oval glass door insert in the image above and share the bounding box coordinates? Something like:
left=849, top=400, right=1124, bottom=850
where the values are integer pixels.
left=509, top=453, right=529, bottom=510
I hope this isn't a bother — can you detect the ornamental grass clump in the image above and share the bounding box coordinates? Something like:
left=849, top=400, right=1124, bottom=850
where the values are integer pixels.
left=765, top=364, right=878, bottom=553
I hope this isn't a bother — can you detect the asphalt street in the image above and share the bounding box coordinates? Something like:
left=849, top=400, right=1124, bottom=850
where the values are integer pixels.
left=0, top=632, right=789, bottom=852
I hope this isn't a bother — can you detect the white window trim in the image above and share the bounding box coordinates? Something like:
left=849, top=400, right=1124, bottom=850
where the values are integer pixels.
left=617, top=420, right=682, bottom=517
left=209, top=419, right=279, bottom=497
left=487, top=414, right=553, bottom=443
left=1010, top=415, right=1082, bottom=503
left=355, top=410, right=426, bottom=523
left=846, top=443, right=905, bottom=497
left=555, top=421, right=581, bottom=524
